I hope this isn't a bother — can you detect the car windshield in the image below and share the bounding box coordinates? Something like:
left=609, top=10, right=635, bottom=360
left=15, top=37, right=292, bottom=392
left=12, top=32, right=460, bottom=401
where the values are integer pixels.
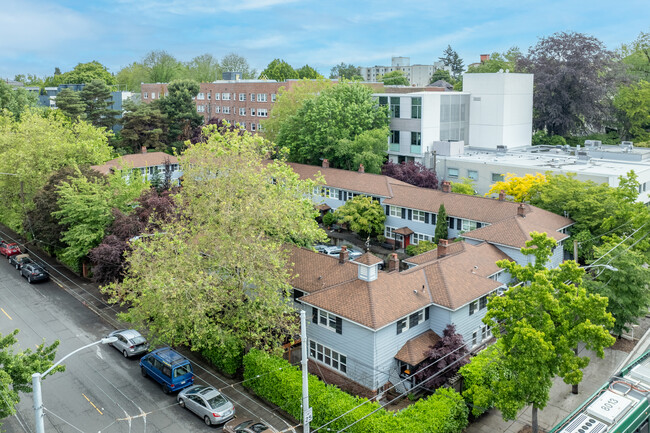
left=131, top=336, right=146, bottom=345
left=206, top=393, right=228, bottom=409
left=235, top=420, right=254, bottom=431
left=173, top=364, right=191, bottom=378
left=251, top=423, right=270, bottom=433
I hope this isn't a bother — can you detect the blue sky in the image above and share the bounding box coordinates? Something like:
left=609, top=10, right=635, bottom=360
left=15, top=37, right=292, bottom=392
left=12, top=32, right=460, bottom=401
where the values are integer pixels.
left=1, top=0, right=649, bottom=80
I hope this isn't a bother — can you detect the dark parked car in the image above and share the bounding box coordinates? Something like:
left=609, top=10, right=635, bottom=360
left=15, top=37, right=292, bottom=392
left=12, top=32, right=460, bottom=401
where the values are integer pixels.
left=107, top=329, right=149, bottom=358
left=224, top=419, right=278, bottom=433
left=0, top=240, right=21, bottom=258
left=9, top=253, right=32, bottom=270
left=20, top=263, right=49, bottom=283
left=177, top=385, right=235, bottom=426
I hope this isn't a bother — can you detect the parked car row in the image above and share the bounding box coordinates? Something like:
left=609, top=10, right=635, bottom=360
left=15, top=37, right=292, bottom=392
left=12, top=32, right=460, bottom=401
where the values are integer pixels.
left=2, top=240, right=50, bottom=284
left=107, top=329, right=274, bottom=430
left=313, top=244, right=363, bottom=261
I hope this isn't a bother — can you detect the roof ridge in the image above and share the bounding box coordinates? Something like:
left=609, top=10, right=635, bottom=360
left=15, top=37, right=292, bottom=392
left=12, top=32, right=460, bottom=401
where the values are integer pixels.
left=366, top=280, right=378, bottom=328
left=434, top=262, right=454, bottom=308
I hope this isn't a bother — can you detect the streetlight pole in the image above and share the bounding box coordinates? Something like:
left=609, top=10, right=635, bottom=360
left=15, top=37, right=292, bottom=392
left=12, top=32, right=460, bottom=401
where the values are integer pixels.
left=301, top=310, right=311, bottom=433
left=32, top=336, right=117, bottom=433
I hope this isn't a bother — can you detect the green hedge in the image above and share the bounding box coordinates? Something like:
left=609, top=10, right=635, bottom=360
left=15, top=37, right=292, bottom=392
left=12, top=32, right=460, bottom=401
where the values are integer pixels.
left=201, top=337, right=245, bottom=376
left=243, top=349, right=468, bottom=433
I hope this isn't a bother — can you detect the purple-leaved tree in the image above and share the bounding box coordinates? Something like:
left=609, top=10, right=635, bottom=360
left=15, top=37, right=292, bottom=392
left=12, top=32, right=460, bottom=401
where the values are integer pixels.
left=381, top=161, right=439, bottom=189
left=414, top=324, right=469, bottom=389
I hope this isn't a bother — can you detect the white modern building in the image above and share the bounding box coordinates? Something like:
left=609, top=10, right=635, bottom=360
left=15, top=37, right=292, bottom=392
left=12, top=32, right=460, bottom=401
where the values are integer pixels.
left=360, top=57, right=451, bottom=87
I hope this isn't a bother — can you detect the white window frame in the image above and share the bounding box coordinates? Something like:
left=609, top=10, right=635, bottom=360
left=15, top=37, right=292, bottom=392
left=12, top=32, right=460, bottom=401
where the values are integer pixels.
left=461, top=219, right=478, bottom=232
left=309, top=340, right=347, bottom=374
left=239, top=107, right=246, bottom=116
left=385, top=226, right=396, bottom=239
left=214, top=93, right=220, bottom=100
left=222, top=106, right=230, bottom=114
left=412, top=209, right=426, bottom=222
left=239, top=93, right=246, bottom=101
left=214, top=106, right=220, bottom=113
left=197, top=92, right=205, bottom=100
left=207, top=92, right=211, bottom=100
left=222, top=92, right=230, bottom=101
left=197, top=105, right=205, bottom=113
left=251, top=108, right=256, bottom=116
left=143, top=92, right=148, bottom=99
left=257, top=93, right=267, bottom=102
left=389, top=206, right=402, bottom=218
left=396, top=308, right=425, bottom=334
left=151, top=92, right=156, bottom=99
left=413, top=233, right=431, bottom=244
left=257, top=108, right=268, bottom=117
left=271, top=94, right=277, bottom=102
left=251, top=123, right=256, bottom=131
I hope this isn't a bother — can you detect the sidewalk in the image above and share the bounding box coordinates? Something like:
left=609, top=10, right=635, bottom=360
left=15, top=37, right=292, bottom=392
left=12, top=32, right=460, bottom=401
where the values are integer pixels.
left=464, top=323, right=650, bottom=433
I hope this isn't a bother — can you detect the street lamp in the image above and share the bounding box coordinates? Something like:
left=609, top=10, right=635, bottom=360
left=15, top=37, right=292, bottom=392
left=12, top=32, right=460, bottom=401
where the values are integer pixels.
left=32, top=336, right=117, bottom=433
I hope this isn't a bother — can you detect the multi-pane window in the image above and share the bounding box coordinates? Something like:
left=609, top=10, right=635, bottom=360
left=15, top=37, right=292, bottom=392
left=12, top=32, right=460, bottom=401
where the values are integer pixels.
left=214, top=93, right=220, bottom=100
left=222, top=93, right=230, bottom=100
left=250, top=93, right=255, bottom=101
left=411, top=132, right=421, bottom=154
left=378, top=96, right=388, bottom=106
left=207, top=92, right=211, bottom=100
left=239, top=108, right=246, bottom=116
left=413, top=233, right=431, bottom=244
left=479, top=295, right=488, bottom=310
left=309, top=341, right=346, bottom=373
left=239, top=93, right=246, bottom=101
left=240, top=122, right=246, bottom=128
left=389, top=206, right=402, bottom=218
left=197, top=105, right=205, bottom=113
left=257, top=93, right=267, bottom=102
left=390, top=97, right=400, bottom=118
left=197, top=92, right=205, bottom=100
left=448, top=168, right=459, bottom=178
left=385, top=226, right=396, bottom=239
left=411, top=97, right=422, bottom=119
left=469, top=301, right=478, bottom=315
left=214, top=106, right=220, bottom=113
left=396, top=308, right=427, bottom=334
left=251, top=123, right=256, bottom=131
left=271, top=94, right=277, bottom=102
left=390, top=130, right=400, bottom=144
left=491, top=173, right=504, bottom=182
left=143, top=92, right=148, bottom=99
left=468, top=170, right=478, bottom=181
left=151, top=92, right=156, bottom=99
left=412, top=210, right=426, bottom=222
left=257, top=108, right=268, bottom=117
left=251, top=108, right=256, bottom=116
left=461, top=220, right=478, bottom=232
left=222, top=106, right=230, bottom=114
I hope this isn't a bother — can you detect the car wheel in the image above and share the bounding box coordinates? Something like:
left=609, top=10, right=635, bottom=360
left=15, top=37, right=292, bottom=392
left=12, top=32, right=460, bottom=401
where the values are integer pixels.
left=204, top=416, right=212, bottom=426
left=123, top=350, right=129, bottom=358
left=140, top=367, right=147, bottom=377
left=162, top=383, right=170, bottom=394
left=178, top=398, right=185, bottom=408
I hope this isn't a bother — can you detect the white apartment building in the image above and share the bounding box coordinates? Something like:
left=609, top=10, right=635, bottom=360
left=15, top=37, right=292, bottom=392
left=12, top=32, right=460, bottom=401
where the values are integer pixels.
left=360, top=57, right=450, bottom=87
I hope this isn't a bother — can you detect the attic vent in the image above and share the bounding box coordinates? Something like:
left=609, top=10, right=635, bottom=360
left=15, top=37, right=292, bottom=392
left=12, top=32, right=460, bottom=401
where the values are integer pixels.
left=558, top=413, right=607, bottom=433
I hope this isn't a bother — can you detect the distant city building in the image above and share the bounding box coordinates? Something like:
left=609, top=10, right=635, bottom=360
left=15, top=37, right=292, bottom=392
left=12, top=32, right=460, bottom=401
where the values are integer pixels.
left=359, top=57, right=451, bottom=87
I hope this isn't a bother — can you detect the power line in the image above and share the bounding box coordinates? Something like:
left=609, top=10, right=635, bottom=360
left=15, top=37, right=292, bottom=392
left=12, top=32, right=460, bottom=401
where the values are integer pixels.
left=42, top=407, right=85, bottom=433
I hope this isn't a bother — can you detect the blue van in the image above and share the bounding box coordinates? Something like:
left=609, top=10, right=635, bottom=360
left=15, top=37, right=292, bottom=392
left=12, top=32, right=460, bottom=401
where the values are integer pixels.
left=140, top=347, right=194, bottom=394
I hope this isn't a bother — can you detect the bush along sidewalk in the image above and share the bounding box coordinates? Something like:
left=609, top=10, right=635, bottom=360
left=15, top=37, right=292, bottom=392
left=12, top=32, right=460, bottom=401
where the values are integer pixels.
left=243, top=349, right=469, bottom=433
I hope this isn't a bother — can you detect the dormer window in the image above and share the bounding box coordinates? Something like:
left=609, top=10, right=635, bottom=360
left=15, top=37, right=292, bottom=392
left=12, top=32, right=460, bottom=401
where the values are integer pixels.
left=353, top=253, right=383, bottom=282
left=358, top=264, right=378, bottom=281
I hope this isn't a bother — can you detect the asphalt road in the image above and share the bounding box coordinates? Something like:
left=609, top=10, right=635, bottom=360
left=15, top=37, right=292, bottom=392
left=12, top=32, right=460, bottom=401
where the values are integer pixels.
left=0, top=249, right=297, bottom=433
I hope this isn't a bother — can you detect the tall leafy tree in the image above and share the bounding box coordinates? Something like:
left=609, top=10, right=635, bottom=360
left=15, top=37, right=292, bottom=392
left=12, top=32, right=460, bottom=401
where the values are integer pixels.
left=429, top=69, right=454, bottom=85
left=380, top=70, right=409, bottom=86
left=45, top=61, right=116, bottom=86
left=335, top=128, right=389, bottom=174
left=296, top=64, right=322, bottom=79
left=519, top=32, right=619, bottom=136
left=467, top=49, right=521, bottom=74
left=262, top=78, right=333, bottom=143
left=434, top=203, right=447, bottom=243
left=333, top=195, right=386, bottom=239
left=155, top=79, right=203, bottom=149
left=381, top=161, right=439, bottom=189
left=0, top=330, right=62, bottom=429
left=25, top=165, right=105, bottom=255
left=119, top=100, right=168, bottom=153
left=185, top=53, right=221, bottom=82
left=620, top=31, right=650, bottom=81
left=277, top=82, right=389, bottom=168
left=221, top=53, right=256, bottom=79
left=0, top=80, right=38, bottom=120
left=116, top=61, right=151, bottom=92
left=55, top=88, right=86, bottom=120
left=451, top=178, right=476, bottom=195
left=613, top=80, right=650, bottom=141
left=104, top=128, right=326, bottom=355
left=0, top=110, right=113, bottom=232
left=329, top=62, right=360, bottom=79
left=414, top=324, right=468, bottom=389
left=80, top=79, right=120, bottom=129
left=585, top=235, right=650, bottom=337
left=143, top=50, right=183, bottom=83
left=486, top=172, right=548, bottom=202
left=481, top=232, right=615, bottom=433
left=439, top=45, right=464, bottom=79
left=259, top=59, right=298, bottom=81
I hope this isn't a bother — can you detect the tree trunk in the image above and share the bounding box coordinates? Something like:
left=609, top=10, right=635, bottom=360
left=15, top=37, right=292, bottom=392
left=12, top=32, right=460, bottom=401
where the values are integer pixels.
left=572, top=346, right=579, bottom=394
left=532, top=405, right=539, bottom=433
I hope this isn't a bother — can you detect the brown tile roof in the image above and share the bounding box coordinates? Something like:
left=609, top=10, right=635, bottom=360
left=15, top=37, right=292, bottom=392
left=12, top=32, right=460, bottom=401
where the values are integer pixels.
left=353, top=252, right=384, bottom=266
left=293, top=242, right=510, bottom=329
left=91, top=152, right=178, bottom=175
left=394, top=227, right=414, bottom=236
left=395, top=330, right=441, bottom=366
left=404, top=242, right=467, bottom=266
left=463, top=207, right=571, bottom=249
left=286, top=162, right=410, bottom=198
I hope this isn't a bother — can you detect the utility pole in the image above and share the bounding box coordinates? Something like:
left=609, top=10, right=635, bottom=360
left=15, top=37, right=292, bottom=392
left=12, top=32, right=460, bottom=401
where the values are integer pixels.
left=301, top=310, right=311, bottom=433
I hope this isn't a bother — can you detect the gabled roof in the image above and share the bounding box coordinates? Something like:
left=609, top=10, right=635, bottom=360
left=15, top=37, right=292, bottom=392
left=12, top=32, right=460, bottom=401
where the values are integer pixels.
left=292, top=241, right=509, bottom=329
left=395, top=330, right=441, bottom=366
left=404, top=241, right=467, bottom=266
left=353, top=252, right=383, bottom=266
left=286, top=162, right=409, bottom=198
left=91, top=152, right=178, bottom=175
left=463, top=208, right=571, bottom=249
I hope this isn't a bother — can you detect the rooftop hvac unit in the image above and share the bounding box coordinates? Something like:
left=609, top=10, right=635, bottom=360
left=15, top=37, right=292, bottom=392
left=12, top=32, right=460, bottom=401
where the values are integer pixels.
left=584, top=140, right=596, bottom=146
left=587, top=390, right=633, bottom=424
left=496, top=145, right=507, bottom=153
left=558, top=413, right=608, bottom=433
left=593, top=140, right=602, bottom=147
left=621, top=141, right=634, bottom=147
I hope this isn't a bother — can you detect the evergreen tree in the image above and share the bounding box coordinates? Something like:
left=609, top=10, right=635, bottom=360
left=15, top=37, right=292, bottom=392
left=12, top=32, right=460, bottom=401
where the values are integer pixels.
left=155, top=79, right=203, bottom=150
left=434, top=203, right=448, bottom=243
left=439, top=45, right=464, bottom=79
left=55, top=88, right=86, bottom=120
left=80, top=79, right=120, bottom=129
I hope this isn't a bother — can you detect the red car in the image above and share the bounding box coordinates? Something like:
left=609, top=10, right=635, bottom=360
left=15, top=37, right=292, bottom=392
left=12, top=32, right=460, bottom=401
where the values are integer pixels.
left=0, top=240, right=21, bottom=258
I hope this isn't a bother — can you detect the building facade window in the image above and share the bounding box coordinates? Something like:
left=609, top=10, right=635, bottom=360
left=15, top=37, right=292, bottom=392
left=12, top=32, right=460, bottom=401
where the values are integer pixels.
left=390, top=97, right=400, bottom=118
left=240, top=122, right=246, bottom=128
left=385, top=226, right=396, bottom=239
left=197, top=105, right=205, bottom=113
left=389, top=206, right=402, bottom=218
left=222, top=106, right=230, bottom=114
left=468, top=170, right=478, bottom=180
left=257, top=93, right=267, bottom=102
left=411, top=132, right=421, bottom=154
left=222, top=93, right=230, bottom=100
left=413, top=233, right=431, bottom=244
left=143, top=92, right=148, bottom=99
left=412, top=209, right=425, bottom=222
left=411, top=97, right=422, bottom=119
left=214, top=106, right=220, bottom=113
left=257, top=108, right=268, bottom=117
left=239, top=108, right=246, bottom=116
left=239, top=93, right=246, bottom=101
left=197, top=92, right=205, bottom=100
left=151, top=92, right=156, bottom=99
left=479, top=295, right=488, bottom=310
left=389, top=130, right=400, bottom=152
left=491, top=173, right=504, bottom=182
left=469, top=301, right=478, bottom=315
left=251, top=123, right=256, bottom=131
left=207, top=92, right=211, bottom=100
left=447, top=168, right=459, bottom=178
left=251, top=108, right=256, bottom=116
left=309, top=340, right=347, bottom=373
left=271, top=94, right=277, bottom=102
left=250, top=93, right=255, bottom=101
left=214, top=93, right=220, bottom=100
left=378, top=96, right=388, bottom=106
left=461, top=220, right=478, bottom=232
left=396, top=308, right=428, bottom=334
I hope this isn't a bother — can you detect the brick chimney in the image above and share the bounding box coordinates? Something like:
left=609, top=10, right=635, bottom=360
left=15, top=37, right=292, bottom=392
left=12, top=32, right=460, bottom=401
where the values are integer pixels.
left=498, top=190, right=506, bottom=201
left=339, top=245, right=349, bottom=263
left=358, top=164, right=365, bottom=173
left=388, top=253, right=399, bottom=272
left=442, top=181, right=451, bottom=193
left=480, top=54, right=490, bottom=63
left=141, top=146, right=147, bottom=154
left=322, top=159, right=329, bottom=168
left=437, top=239, right=449, bottom=258
left=517, top=203, right=526, bottom=217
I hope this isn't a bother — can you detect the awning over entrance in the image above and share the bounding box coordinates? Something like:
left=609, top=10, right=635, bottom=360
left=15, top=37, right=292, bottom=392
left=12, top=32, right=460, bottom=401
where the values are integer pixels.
left=316, top=204, right=331, bottom=211
left=394, top=227, right=414, bottom=236
left=395, top=330, right=441, bottom=366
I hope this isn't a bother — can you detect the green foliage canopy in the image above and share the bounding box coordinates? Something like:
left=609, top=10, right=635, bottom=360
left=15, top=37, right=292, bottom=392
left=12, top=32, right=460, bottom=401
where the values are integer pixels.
left=333, top=195, right=386, bottom=239
left=380, top=70, right=409, bottom=86
left=434, top=203, right=448, bottom=243
left=259, top=59, right=299, bottom=81
left=45, top=61, right=116, bottom=86
left=0, top=80, right=39, bottom=120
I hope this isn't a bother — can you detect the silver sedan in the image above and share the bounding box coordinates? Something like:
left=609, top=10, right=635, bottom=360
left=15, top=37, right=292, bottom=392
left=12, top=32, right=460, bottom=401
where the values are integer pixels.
left=177, top=385, right=235, bottom=426
left=107, top=329, right=149, bottom=358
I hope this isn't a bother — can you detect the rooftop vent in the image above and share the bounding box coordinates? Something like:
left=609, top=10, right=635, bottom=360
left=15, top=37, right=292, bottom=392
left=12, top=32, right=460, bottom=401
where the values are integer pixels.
left=576, top=151, right=590, bottom=164
left=621, top=141, right=634, bottom=147
left=496, top=145, right=507, bottom=154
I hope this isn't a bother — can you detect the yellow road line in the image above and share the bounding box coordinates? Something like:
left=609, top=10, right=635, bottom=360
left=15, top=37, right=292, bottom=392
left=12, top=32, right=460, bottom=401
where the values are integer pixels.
left=82, top=393, right=103, bottom=415
left=1, top=308, right=12, bottom=320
